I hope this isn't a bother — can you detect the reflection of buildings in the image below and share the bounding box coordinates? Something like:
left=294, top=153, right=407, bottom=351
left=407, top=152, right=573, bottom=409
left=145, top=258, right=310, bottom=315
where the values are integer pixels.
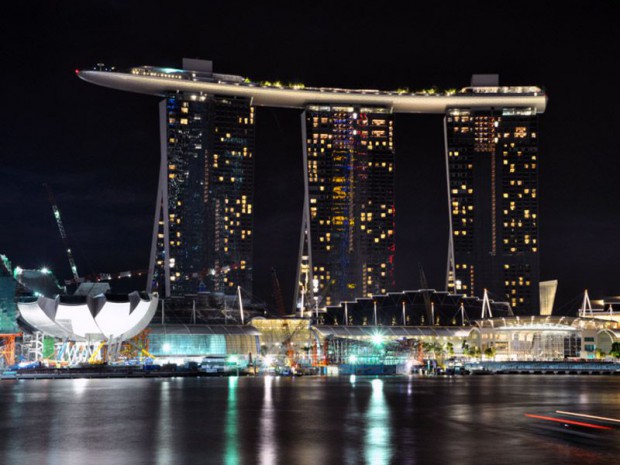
left=446, top=75, right=541, bottom=314
left=295, top=105, right=395, bottom=309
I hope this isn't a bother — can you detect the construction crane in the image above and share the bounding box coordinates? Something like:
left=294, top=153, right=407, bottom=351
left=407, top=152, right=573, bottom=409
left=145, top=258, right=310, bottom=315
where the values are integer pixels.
left=44, top=183, right=80, bottom=283
left=281, top=319, right=305, bottom=368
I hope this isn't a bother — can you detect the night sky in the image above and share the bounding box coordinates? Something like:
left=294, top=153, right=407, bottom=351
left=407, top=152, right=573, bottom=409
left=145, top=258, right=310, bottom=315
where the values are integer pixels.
left=1, top=2, right=618, bottom=313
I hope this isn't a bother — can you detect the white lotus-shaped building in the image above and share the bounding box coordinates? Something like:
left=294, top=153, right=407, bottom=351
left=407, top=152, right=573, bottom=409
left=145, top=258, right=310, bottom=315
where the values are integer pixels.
left=17, top=291, right=158, bottom=342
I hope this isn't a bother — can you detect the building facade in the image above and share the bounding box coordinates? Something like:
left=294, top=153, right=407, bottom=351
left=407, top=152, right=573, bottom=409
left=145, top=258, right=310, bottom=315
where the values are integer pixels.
left=296, top=105, right=395, bottom=310
left=148, top=61, right=255, bottom=297
left=445, top=76, right=540, bottom=313
left=79, top=64, right=546, bottom=310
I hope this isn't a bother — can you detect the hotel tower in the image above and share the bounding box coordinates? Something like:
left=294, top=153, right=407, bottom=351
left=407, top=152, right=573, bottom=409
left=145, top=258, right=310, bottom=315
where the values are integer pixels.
left=78, top=64, right=546, bottom=313
left=295, top=105, right=395, bottom=309
left=445, top=75, right=541, bottom=314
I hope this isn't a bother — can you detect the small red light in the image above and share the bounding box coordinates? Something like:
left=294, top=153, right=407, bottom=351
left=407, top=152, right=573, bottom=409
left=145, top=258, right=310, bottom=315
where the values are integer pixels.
left=75, top=69, right=80, bottom=74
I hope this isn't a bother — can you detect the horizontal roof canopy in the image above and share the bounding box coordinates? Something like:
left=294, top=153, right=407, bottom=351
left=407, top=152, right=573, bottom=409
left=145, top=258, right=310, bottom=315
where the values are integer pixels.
left=78, top=70, right=547, bottom=114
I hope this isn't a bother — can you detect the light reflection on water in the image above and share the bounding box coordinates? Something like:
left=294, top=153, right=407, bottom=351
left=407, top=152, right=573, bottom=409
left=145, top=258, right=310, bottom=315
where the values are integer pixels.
left=225, top=376, right=239, bottom=465
left=72, top=378, right=89, bottom=396
left=365, top=379, right=391, bottom=465
left=259, top=376, right=275, bottom=465
left=0, top=376, right=619, bottom=464
left=156, top=380, right=172, bottom=465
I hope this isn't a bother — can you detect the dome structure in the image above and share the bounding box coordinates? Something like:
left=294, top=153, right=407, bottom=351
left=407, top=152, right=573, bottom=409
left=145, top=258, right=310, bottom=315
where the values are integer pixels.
left=17, top=291, right=158, bottom=342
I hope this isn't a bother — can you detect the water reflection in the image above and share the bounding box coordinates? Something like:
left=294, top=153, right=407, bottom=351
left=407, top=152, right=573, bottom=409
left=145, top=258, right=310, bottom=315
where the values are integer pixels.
left=365, top=379, right=391, bottom=465
left=1, top=376, right=619, bottom=465
left=72, top=378, right=89, bottom=396
left=225, top=376, right=239, bottom=465
left=259, top=376, right=276, bottom=465
left=156, top=381, right=172, bottom=465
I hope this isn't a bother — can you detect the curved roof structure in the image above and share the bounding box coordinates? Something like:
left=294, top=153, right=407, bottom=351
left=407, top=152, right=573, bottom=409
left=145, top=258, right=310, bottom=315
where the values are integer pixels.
left=77, top=67, right=547, bottom=114
left=474, top=315, right=620, bottom=331
left=17, top=292, right=158, bottom=342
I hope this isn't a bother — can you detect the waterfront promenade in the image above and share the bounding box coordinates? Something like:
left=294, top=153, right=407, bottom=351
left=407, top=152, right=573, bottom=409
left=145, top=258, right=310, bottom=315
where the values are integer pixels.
left=4, top=360, right=620, bottom=380
left=466, top=360, right=620, bottom=375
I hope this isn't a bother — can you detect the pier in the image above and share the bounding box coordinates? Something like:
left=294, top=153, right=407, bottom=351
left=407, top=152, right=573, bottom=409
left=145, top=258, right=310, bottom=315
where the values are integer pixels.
left=466, top=361, right=620, bottom=375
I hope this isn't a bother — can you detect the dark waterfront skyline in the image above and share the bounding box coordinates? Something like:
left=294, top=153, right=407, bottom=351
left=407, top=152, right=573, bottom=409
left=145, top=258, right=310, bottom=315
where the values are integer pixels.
left=1, top=2, right=618, bottom=313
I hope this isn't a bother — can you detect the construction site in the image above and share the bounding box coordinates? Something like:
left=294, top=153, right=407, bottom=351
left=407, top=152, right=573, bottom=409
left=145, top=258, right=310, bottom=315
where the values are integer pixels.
left=4, top=244, right=620, bottom=379
left=2, top=184, right=620, bottom=376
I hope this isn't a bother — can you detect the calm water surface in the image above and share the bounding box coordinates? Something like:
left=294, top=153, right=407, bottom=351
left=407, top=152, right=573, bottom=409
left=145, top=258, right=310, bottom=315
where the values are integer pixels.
left=1, top=375, right=619, bottom=464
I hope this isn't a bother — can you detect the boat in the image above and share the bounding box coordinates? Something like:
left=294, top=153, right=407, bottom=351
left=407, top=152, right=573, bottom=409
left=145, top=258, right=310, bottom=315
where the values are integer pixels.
left=524, top=410, right=620, bottom=446
left=199, top=355, right=236, bottom=374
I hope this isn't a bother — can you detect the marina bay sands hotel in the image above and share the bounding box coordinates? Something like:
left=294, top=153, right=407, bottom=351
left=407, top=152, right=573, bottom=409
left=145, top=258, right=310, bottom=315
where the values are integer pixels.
left=78, top=59, right=547, bottom=315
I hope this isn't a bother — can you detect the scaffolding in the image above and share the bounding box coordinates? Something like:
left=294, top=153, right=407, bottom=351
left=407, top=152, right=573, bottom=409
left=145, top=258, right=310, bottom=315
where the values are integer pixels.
left=0, top=333, right=19, bottom=368
left=21, top=331, right=44, bottom=362
left=46, top=338, right=125, bottom=366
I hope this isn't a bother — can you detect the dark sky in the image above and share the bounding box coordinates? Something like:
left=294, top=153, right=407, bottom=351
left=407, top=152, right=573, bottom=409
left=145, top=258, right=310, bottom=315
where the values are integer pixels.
left=1, top=1, right=618, bottom=313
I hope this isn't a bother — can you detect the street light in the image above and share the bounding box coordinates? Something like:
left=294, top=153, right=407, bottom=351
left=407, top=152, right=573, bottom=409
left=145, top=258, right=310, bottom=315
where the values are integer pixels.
left=371, top=331, right=384, bottom=347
